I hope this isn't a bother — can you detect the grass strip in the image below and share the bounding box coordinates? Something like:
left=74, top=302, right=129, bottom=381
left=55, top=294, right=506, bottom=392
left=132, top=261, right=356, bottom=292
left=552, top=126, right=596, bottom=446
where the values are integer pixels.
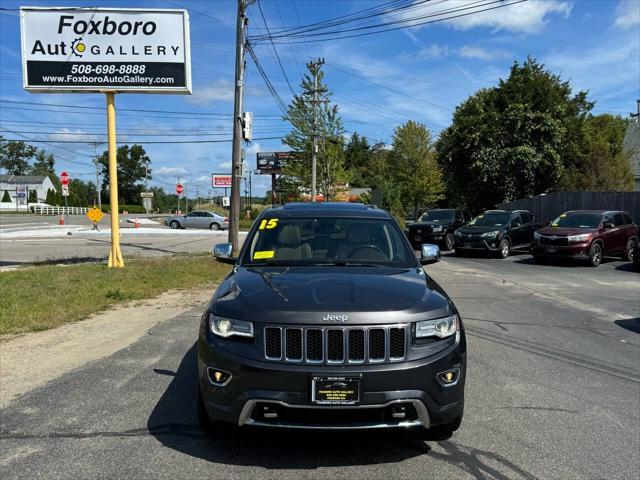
left=0, top=254, right=231, bottom=336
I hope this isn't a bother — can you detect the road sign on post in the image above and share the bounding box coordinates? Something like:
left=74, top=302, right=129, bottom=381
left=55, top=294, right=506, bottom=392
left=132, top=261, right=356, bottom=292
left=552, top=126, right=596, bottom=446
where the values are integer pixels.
left=61, top=184, right=69, bottom=197
left=176, top=183, right=183, bottom=195
left=60, top=171, right=70, bottom=185
left=21, top=8, right=192, bottom=268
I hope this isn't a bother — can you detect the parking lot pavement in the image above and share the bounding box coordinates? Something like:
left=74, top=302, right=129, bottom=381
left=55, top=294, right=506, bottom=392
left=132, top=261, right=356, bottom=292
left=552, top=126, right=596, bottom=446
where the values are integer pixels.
left=0, top=255, right=638, bottom=479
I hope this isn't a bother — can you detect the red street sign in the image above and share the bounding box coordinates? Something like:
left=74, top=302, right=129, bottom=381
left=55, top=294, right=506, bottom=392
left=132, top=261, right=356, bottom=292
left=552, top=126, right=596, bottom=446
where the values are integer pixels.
left=212, top=174, right=232, bottom=188
left=176, top=183, right=183, bottom=195
left=60, top=171, right=70, bottom=185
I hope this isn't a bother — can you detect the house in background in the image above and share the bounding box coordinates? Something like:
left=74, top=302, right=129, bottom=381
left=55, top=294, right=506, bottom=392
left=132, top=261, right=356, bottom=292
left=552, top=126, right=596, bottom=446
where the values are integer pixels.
left=0, top=174, right=56, bottom=209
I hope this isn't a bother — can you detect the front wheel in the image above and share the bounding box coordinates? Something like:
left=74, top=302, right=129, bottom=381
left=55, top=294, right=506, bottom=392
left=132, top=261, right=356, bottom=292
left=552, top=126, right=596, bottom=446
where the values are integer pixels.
left=622, top=238, right=636, bottom=261
left=210, top=222, right=221, bottom=231
left=169, top=220, right=180, bottom=229
left=495, top=238, right=510, bottom=259
left=443, top=233, right=455, bottom=251
left=588, top=242, right=602, bottom=267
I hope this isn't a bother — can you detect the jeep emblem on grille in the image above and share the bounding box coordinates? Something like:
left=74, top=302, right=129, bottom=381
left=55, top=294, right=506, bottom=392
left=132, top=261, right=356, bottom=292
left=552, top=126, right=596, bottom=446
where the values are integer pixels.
left=322, top=314, right=348, bottom=322
left=551, top=235, right=557, bottom=240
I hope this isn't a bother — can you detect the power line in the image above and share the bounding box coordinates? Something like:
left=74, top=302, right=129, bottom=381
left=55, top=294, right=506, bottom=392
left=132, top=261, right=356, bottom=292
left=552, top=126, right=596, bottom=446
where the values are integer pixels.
left=0, top=136, right=284, bottom=145
left=256, top=0, right=295, bottom=96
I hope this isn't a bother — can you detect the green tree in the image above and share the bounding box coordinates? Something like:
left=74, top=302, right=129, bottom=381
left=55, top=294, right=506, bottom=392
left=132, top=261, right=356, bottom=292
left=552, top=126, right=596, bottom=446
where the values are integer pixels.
left=28, top=189, right=37, bottom=203
left=1, top=190, right=11, bottom=202
left=0, top=136, right=38, bottom=175
left=98, top=144, right=151, bottom=204
left=437, top=58, right=593, bottom=209
left=45, top=189, right=57, bottom=205
left=29, top=149, right=56, bottom=176
left=560, top=114, right=634, bottom=191
left=282, top=62, right=348, bottom=201
left=344, top=132, right=371, bottom=187
left=391, top=121, right=444, bottom=219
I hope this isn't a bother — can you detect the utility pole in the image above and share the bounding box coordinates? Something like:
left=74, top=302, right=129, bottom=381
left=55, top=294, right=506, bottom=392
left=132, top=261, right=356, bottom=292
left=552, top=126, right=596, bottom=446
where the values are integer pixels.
left=195, top=183, right=199, bottom=208
left=307, top=58, right=324, bottom=202
left=631, top=99, right=640, bottom=122
left=229, top=0, right=252, bottom=253
left=185, top=177, right=189, bottom=213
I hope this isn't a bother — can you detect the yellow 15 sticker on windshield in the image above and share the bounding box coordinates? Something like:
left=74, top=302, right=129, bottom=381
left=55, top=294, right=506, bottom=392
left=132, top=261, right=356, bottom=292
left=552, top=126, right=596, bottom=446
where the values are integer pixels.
left=259, top=218, right=279, bottom=230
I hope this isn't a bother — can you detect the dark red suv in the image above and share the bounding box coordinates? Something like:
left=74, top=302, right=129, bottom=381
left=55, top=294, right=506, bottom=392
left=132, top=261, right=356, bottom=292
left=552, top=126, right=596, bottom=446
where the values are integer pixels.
left=531, top=210, right=638, bottom=267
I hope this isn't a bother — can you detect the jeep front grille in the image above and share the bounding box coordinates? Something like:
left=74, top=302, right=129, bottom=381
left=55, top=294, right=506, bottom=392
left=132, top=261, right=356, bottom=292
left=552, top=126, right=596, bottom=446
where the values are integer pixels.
left=263, top=325, right=408, bottom=364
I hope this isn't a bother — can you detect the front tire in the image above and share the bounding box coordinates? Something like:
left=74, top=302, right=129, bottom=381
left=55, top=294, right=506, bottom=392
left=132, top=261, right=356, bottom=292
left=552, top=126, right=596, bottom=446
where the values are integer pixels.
left=622, top=238, right=636, bottom=261
left=588, top=242, right=602, bottom=267
left=443, top=233, right=455, bottom=251
left=210, top=222, right=221, bottom=231
left=496, top=238, right=510, bottom=259
left=169, top=220, right=180, bottom=229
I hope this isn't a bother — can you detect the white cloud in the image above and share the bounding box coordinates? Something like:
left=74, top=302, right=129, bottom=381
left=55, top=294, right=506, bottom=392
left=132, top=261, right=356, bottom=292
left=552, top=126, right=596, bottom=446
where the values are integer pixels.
left=245, top=142, right=262, bottom=156
left=48, top=128, right=97, bottom=143
left=457, top=45, right=510, bottom=61
left=155, top=166, right=187, bottom=176
left=392, top=0, right=571, bottom=34
left=195, top=175, right=210, bottom=182
left=216, top=161, right=232, bottom=170
left=186, top=79, right=234, bottom=105
left=614, top=0, right=640, bottom=29
left=418, top=44, right=449, bottom=59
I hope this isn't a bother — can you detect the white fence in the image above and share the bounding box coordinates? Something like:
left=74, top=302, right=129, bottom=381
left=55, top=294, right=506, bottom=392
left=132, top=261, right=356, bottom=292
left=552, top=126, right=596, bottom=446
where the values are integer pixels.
left=32, top=205, right=91, bottom=215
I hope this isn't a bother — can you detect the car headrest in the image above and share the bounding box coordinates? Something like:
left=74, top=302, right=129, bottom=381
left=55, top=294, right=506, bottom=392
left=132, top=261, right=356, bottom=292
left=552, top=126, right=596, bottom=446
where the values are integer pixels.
left=278, top=225, right=301, bottom=247
left=347, top=224, right=371, bottom=244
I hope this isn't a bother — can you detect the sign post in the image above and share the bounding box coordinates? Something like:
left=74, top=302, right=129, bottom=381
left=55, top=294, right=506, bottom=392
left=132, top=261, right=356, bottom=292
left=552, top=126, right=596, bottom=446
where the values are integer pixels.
left=176, top=183, right=183, bottom=214
left=60, top=170, right=70, bottom=217
left=20, top=7, right=191, bottom=268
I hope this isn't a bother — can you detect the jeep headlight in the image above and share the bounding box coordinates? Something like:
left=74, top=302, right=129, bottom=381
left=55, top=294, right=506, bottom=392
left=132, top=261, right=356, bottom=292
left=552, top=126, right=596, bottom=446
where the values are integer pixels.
left=567, top=233, right=591, bottom=242
left=432, top=225, right=443, bottom=233
left=481, top=230, right=499, bottom=238
left=534, top=231, right=541, bottom=240
left=416, top=314, right=459, bottom=339
left=209, top=314, right=254, bottom=338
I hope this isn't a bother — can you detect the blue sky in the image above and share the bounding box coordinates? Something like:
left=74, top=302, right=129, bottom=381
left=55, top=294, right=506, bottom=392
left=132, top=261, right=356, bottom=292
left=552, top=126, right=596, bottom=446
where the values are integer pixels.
left=1, top=0, right=638, bottom=197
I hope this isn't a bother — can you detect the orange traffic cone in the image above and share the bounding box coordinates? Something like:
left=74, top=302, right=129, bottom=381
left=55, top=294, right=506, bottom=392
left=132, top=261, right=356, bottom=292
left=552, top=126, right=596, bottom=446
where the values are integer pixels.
left=59, top=214, right=65, bottom=226
left=134, top=217, right=140, bottom=228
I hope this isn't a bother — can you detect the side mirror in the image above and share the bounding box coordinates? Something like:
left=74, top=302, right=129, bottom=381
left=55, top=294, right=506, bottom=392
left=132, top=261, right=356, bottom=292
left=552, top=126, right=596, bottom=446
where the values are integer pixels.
left=602, top=221, right=614, bottom=229
left=420, top=243, right=441, bottom=265
left=213, top=243, right=235, bottom=264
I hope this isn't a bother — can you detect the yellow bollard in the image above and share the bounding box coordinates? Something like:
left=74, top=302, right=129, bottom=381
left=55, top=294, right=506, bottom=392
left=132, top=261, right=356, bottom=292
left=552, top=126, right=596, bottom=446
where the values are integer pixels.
left=106, top=92, right=124, bottom=268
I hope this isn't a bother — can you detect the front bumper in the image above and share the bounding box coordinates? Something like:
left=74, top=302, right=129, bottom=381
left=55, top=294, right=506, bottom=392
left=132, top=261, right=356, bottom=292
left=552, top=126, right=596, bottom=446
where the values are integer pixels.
left=408, top=232, right=445, bottom=249
left=198, top=332, right=465, bottom=430
left=454, top=236, right=499, bottom=251
left=531, top=242, right=590, bottom=259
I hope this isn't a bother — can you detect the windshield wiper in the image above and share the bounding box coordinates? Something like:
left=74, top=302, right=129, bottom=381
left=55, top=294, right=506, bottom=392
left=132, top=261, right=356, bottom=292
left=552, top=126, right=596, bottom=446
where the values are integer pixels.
left=325, top=261, right=385, bottom=267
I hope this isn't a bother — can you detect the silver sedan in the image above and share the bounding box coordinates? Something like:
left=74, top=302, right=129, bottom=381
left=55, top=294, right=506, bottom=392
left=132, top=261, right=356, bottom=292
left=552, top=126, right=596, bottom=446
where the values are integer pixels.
left=163, top=211, right=229, bottom=230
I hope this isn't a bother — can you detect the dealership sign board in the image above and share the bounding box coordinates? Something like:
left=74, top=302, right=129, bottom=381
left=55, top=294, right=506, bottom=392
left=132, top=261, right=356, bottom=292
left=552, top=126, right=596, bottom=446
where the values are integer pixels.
left=212, top=174, right=232, bottom=188
left=20, top=7, right=191, bottom=93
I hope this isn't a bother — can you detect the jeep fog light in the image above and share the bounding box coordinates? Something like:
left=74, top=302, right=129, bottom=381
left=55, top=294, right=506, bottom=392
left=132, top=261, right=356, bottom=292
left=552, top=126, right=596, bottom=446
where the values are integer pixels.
left=207, top=368, right=231, bottom=386
left=437, top=368, right=460, bottom=386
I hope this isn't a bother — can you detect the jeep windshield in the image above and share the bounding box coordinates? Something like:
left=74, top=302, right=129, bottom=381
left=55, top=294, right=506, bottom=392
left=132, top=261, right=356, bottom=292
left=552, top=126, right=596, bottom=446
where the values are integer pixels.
left=419, top=210, right=454, bottom=222
left=241, top=217, right=416, bottom=268
left=550, top=212, right=601, bottom=229
left=468, top=212, right=511, bottom=226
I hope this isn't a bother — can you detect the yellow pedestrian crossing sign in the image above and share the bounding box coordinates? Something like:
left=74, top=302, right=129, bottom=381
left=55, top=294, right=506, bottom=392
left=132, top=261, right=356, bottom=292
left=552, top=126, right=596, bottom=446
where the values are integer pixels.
left=86, top=208, right=105, bottom=224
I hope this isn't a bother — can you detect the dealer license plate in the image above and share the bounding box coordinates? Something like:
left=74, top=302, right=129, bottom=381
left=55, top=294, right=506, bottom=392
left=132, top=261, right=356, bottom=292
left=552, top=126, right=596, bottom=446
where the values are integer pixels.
left=312, top=376, right=360, bottom=405
left=546, top=246, right=558, bottom=253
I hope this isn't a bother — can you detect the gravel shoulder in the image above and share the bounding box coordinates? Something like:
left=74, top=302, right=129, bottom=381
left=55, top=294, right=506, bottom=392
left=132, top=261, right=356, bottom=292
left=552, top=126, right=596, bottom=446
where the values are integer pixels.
left=0, top=285, right=214, bottom=408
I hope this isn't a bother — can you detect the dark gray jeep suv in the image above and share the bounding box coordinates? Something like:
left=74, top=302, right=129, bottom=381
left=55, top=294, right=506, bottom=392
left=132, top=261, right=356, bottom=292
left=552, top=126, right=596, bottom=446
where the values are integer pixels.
left=198, top=203, right=465, bottom=436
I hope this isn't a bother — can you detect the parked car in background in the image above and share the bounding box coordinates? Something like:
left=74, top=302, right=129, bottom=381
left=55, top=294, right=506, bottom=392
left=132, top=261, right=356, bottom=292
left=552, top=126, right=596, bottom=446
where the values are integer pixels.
left=531, top=210, right=638, bottom=267
left=406, top=209, right=472, bottom=251
left=163, top=211, right=229, bottom=230
left=634, top=242, right=640, bottom=271
left=454, top=210, right=540, bottom=258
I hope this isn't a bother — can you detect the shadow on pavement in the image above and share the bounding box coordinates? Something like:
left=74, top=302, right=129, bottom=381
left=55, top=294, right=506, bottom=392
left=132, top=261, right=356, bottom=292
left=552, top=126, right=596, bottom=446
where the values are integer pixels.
left=615, top=318, right=640, bottom=334
left=147, top=343, right=538, bottom=478
left=614, top=262, right=637, bottom=273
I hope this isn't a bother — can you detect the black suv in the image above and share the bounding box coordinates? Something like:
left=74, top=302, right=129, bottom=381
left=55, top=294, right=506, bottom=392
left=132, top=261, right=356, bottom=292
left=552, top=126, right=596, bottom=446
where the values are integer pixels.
left=406, top=209, right=472, bottom=251
left=454, top=209, right=540, bottom=258
left=199, top=203, right=466, bottom=436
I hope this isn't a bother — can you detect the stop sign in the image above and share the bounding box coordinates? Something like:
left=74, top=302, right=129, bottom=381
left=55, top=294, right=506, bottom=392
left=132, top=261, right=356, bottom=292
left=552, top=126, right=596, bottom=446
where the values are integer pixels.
left=176, top=183, right=183, bottom=195
left=60, top=171, right=70, bottom=185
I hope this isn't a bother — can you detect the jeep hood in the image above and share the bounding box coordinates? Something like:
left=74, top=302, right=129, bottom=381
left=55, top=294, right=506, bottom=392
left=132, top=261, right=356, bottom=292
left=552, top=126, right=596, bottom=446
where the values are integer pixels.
left=210, top=266, right=452, bottom=325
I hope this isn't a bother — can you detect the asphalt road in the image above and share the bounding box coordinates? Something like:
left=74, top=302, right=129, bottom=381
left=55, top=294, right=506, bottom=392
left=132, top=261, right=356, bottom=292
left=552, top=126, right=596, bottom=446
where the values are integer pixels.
left=0, top=214, right=245, bottom=266
left=1, top=253, right=638, bottom=479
